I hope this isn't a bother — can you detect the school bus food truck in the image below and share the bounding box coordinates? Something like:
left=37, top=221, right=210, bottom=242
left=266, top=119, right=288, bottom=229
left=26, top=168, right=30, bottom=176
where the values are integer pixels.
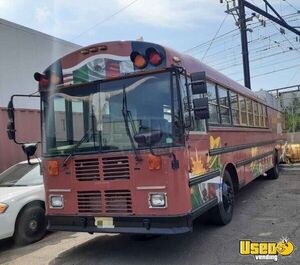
left=7, top=41, right=285, bottom=234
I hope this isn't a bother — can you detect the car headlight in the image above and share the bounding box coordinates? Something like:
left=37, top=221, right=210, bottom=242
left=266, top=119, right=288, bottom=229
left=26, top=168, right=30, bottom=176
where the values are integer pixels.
left=149, top=193, right=167, bottom=208
left=0, top=203, right=9, bottom=213
left=49, top=195, right=64, bottom=209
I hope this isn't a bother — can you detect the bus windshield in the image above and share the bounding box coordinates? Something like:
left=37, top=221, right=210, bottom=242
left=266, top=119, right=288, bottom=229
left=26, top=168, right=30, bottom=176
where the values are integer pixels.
left=42, top=71, right=182, bottom=156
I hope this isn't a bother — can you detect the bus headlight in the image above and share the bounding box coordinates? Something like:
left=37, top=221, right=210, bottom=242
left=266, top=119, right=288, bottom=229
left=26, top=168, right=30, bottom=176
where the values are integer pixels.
left=50, top=195, right=64, bottom=209
left=149, top=193, right=167, bottom=208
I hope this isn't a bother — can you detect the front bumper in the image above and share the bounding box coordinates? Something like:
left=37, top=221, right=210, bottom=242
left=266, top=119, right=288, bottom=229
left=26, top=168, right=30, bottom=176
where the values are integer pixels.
left=0, top=213, right=14, bottom=240
left=47, top=214, right=193, bottom=235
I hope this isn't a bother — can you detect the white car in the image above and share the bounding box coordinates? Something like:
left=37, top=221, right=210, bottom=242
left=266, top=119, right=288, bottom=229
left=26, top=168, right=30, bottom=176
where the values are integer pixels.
left=0, top=159, right=46, bottom=245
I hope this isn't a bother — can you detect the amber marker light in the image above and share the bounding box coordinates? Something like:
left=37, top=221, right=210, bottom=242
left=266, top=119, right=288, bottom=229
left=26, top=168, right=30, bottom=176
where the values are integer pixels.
left=130, top=52, right=147, bottom=69
left=148, top=154, right=161, bottom=170
left=48, top=160, right=59, bottom=176
left=146, top=47, right=162, bottom=66
left=0, top=203, right=8, bottom=214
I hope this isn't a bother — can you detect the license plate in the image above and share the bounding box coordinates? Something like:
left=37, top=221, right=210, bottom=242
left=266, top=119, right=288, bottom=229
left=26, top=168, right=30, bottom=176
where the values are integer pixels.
left=94, top=217, right=114, bottom=228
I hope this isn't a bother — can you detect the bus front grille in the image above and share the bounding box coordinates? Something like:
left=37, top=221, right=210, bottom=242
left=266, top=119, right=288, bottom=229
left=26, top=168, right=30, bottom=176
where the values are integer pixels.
left=102, top=156, right=130, bottom=181
left=104, top=190, right=132, bottom=214
left=75, top=158, right=100, bottom=181
left=77, top=191, right=102, bottom=214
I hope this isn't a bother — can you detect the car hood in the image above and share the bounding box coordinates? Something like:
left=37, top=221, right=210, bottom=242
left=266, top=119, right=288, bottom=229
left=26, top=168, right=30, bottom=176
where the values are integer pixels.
left=0, top=186, right=44, bottom=203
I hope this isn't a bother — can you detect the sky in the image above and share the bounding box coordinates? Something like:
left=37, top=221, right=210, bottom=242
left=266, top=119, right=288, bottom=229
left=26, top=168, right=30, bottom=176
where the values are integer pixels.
left=0, top=0, right=299, bottom=91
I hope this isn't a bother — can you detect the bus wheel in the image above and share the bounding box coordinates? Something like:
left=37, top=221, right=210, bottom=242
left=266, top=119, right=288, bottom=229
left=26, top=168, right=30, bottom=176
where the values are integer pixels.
left=210, top=170, right=234, bottom=225
left=266, top=155, right=279, bottom=179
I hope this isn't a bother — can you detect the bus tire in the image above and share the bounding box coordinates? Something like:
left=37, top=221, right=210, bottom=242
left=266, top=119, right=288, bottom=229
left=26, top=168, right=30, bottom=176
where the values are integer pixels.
left=266, top=155, right=279, bottom=180
left=14, top=205, right=47, bottom=245
left=209, top=170, right=234, bottom=225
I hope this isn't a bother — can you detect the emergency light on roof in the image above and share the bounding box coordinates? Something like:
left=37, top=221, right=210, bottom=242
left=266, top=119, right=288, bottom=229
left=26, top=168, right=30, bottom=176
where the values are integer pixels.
left=130, top=47, right=163, bottom=69
left=130, top=51, right=147, bottom=69
left=146, top=47, right=162, bottom=66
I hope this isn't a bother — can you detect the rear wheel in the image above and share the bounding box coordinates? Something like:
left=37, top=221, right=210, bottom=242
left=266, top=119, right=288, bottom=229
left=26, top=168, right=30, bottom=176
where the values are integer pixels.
left=14, top=205, right=46, bottom=245
left=210, top=170, right=234, bottom=225
left=266, top=154, right=279, bottom=179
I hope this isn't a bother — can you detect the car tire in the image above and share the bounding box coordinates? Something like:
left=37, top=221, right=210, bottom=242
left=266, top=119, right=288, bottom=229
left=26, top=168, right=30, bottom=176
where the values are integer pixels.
left=14, top=204, right=46, bottom=245
left=209, top=170, right=234, bottom=225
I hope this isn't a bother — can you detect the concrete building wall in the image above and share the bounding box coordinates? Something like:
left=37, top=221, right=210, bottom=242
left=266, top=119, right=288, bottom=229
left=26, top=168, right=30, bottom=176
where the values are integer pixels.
left=0, top=19, right=81, bottom=172
left=0, top=18, right=80, bottom=109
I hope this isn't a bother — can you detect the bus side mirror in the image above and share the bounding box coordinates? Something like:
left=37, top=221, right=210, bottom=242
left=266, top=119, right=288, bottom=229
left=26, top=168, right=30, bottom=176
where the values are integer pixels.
left=7, top=100, right=16, bottom=141
left=7, top=121, right=16, bottom=140
left=193, top=98, right=209, bottom=120
left=190, top=72, right=207, bottom=95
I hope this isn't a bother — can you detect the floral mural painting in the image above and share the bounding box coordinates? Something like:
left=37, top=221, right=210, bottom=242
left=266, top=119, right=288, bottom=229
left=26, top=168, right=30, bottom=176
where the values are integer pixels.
left=190, top=136, right=222, bottom=210
left=190, top=149, right=206, bottom=177
left=250, top=147, right=260, bottom=177
left=207, top=136, right=222, bottom=171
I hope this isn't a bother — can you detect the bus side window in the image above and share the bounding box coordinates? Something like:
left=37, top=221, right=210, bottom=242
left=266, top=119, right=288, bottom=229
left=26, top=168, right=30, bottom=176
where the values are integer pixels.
left=263, top=106, right=268, bottom=128
left=239, top=95, right=247, bottom=126
left=230, top=91, right=239, bottom=125
left=247, top=99, right=254, bottom=126
left=254, top=101, right=259, bottom=127
left=259, top=104, right=264, bottom=127
left=218, top=86, right=231, bottom=125
left=207, top=82, right=220, bottom=124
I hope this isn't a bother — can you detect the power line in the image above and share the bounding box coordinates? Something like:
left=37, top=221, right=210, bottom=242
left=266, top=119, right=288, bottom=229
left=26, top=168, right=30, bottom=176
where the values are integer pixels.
left=236, top=62, right=300, bottom=81
left=183, top=29, right=239, bottom=54
left=227, top=54, right=300, bottom=76
left=70, top=0, right=139, bottom=41
left=283, top=0, right=300, bottom=13
left=184, top=12, right=299, bottom=56
left=287, top=67, right=300, bottom=85
left=201, top=14, right=229, bottom=61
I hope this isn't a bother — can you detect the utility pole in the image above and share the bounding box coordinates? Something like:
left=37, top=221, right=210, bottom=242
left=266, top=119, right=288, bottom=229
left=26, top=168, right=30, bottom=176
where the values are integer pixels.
left=223, top=0, right=300, bottom=90
left=238, top=0, right=251, bottom=89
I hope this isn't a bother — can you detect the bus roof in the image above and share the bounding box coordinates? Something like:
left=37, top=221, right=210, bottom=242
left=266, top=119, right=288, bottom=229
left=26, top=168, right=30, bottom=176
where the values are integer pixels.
left=43, top=40, right=267, bottom=105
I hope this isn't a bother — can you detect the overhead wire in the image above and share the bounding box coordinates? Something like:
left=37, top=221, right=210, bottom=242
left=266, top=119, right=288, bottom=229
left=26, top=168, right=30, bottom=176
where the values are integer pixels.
left=70, top=0, right=139, bottom=41
left=201, top=14, right=229, bottom=61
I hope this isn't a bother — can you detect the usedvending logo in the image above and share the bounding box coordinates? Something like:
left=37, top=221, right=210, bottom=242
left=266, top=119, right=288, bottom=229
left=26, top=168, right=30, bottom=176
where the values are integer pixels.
left=239, top=237, right=295, bottom=262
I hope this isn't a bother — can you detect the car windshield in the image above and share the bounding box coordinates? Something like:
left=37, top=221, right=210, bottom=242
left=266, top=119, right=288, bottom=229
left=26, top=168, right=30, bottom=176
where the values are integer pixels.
left=0, top=163, right=43, bottom=187
left=42, top=71, right=182, bottom=156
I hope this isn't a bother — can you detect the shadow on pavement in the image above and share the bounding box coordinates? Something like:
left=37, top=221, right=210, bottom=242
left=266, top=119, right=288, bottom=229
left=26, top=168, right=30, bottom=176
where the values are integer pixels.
left=0, top=232, right=77, bottom=264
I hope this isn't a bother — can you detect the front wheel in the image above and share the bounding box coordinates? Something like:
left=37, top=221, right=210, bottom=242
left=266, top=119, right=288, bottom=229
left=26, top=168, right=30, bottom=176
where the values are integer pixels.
left=14, top=205, right=47, bottom=245
left=209, top=170, right=234, bottom=225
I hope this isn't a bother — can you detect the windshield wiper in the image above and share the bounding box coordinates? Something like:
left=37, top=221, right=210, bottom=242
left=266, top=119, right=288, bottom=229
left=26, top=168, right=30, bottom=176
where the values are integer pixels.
left=62, top=130, right=92, bottom=167
left=122, top=85, right=142, bottom=162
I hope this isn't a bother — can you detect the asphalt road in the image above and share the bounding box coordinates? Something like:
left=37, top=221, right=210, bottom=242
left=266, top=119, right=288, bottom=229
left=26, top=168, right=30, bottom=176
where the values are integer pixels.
left=0, top=170, right=299, bottom=265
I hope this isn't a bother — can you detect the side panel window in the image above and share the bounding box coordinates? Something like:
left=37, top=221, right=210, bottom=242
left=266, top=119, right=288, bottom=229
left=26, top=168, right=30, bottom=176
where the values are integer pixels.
left=218, top=86, right=231, bottom=124
left=207, top=83, right=220, bottom=124
left=230, top=91, right=239, bottom=125
left=254, top=101, right=259, bottom=127
left=179, top=76, right=205, bottom=132
left=239, top=95, right=247, bottom=125
left=247, top=99, right=254, bottom=126
left=72, top=101, right=84, bottom=141
left=54, top=97, right=67, bottom=143
left=263, top=106, right=268, bottom=127
left=259, top=104, right=264, bottom=127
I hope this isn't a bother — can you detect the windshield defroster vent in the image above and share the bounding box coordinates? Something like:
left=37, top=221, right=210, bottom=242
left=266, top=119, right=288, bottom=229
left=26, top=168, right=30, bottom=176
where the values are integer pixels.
left=75, top=158, right=100, bottom=181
